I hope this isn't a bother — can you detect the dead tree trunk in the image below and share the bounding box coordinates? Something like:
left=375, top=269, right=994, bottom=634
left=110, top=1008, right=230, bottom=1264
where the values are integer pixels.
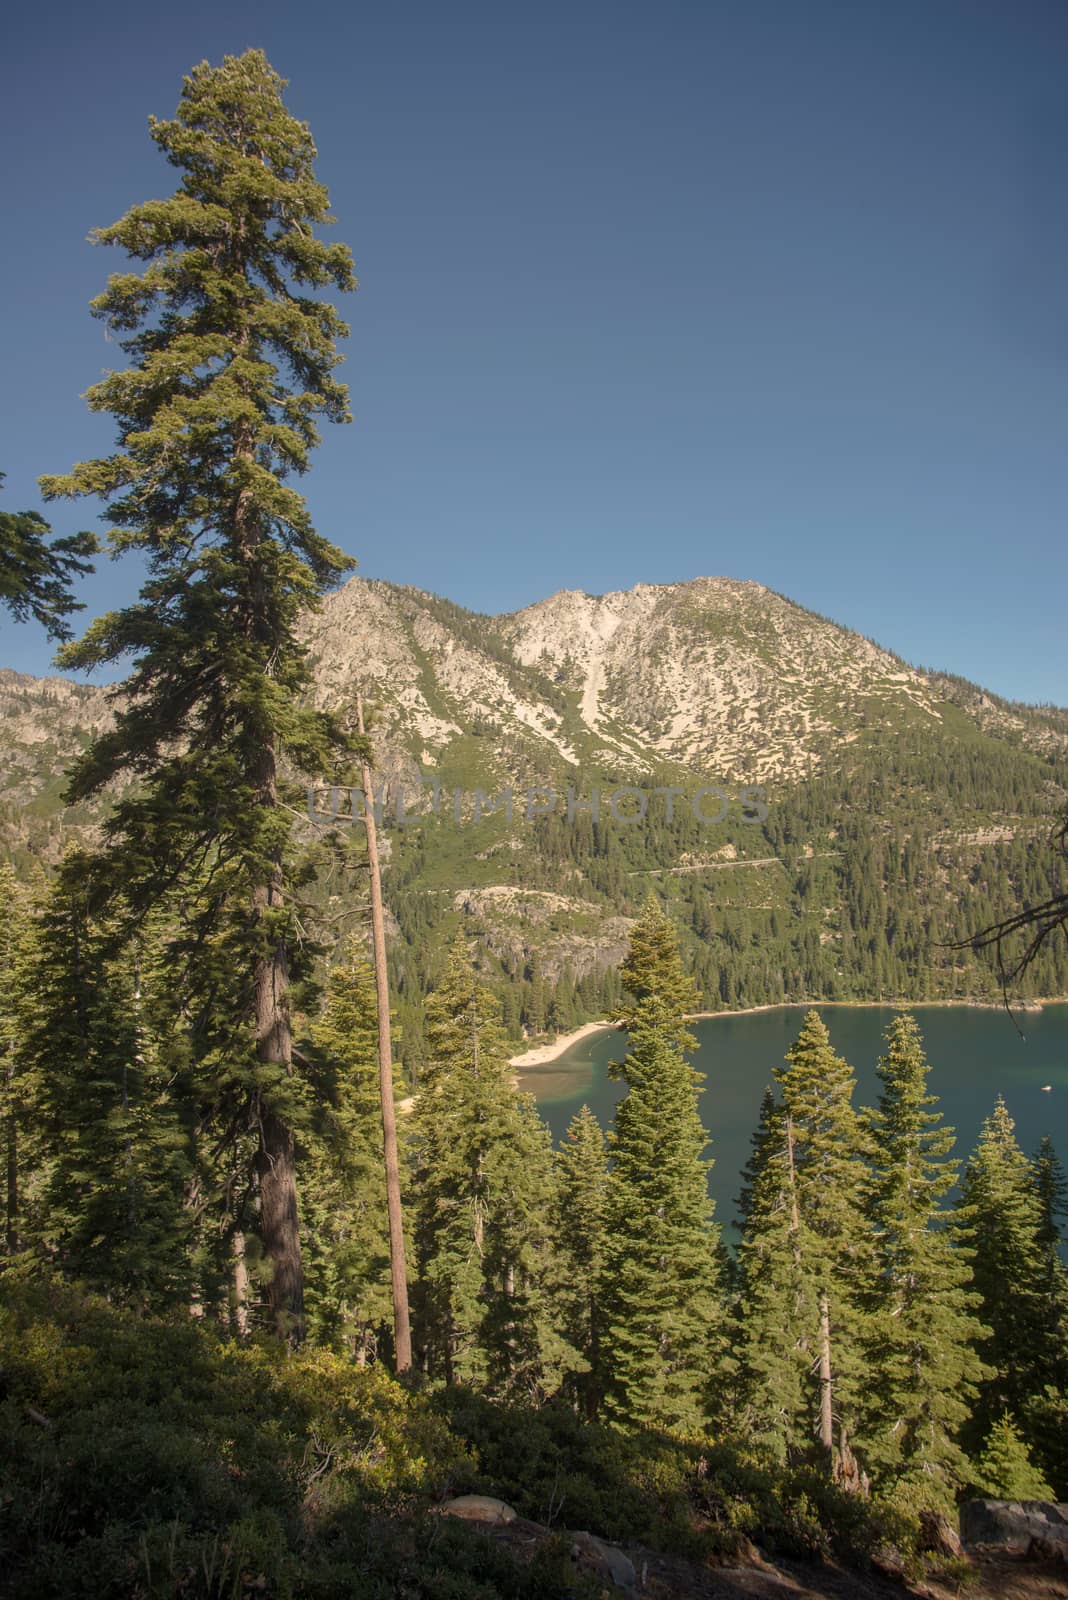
left=356, top=695, right=412, bottom=1374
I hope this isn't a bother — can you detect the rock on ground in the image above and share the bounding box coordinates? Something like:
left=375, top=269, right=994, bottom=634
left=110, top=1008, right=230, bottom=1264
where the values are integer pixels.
left=961, top=1502, right=1068, bottom=1555
left=439, top=1494, right=517, bottom=1525
left=571, top=1530, right=638, bottom=1589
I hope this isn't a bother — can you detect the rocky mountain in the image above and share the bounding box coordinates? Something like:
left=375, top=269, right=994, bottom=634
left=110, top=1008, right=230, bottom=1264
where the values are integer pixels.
left=301, top=575, right=1067, bottom=787
left=3, top=576, right=1067, bottom=1051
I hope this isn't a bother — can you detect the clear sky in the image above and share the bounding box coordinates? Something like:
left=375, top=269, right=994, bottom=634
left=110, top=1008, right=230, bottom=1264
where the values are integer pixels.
left=2, top=0, right=1066, bottom=703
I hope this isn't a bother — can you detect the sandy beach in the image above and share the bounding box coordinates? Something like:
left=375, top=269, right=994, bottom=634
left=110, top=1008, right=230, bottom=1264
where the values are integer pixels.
left=509, top=1020, right=616, bottom=1068
left=508, top=996, right=1061, bottom=1069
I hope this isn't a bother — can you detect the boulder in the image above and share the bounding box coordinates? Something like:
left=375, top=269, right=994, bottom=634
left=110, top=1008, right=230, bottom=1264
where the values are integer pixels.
left=960, top=1500, right=1068, bottom=1554
left=439, top=1494, right=517, bottom=1525
left=571, top=1530, right=637, bottom=1589
left=1027, top=1535, right=1068, bottom=1564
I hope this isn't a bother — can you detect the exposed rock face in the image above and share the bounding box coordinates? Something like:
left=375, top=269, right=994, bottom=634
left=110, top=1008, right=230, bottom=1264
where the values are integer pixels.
left=570, top=1530, right=637, bottom=1589
left=10, top=577, right=1065, bottom=825
left=959, top=1500, right=1068, bottom=1553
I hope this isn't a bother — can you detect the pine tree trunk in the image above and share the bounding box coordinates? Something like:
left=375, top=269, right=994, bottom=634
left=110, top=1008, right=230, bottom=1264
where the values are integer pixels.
left=121, top=1060, right=136, bottom=1235
left=818, top=1291, right=834, bottom=1460
left=5, top=1082, right=16, bottom=1255
left=241, top=561, right=302, bottom=1333
left=785, top=1114, right=801, bottom=1240
left=255, top=1091, right=303, bottom=1343
left=587, top=1293, right=600, bottom=1421
left=232, top=392, right=305, bottom=1344
left=183, top=1166, right=204, bottom=1319
left=127, top=956, right=145, bottom=1233
left=253, top=872, right=304, bottom=1343
left=504, top=1260, right=517, bottom=1376
left=232, top=1229, right=250, bottom=1338
left=357, top=695, right=412, bottom=1374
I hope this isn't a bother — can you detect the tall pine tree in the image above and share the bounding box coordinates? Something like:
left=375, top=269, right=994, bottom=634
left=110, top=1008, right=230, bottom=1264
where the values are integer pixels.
left=609, top=890, right=699, bottom=1054
left=600, top=898, right=724, bottom=1433
left=772, top=1011, right=871, bottom=1475
left=301, top=939, right=393, bottom=1359
left=0, top=863, right=33, bottom=1257
left=961, top=1098, right=1059, bottom=1438
left=734, top=1086, right=808, bottom=1460
left=1032, top=1135, right=1068, bottom=1275
left=411, top=939, right=576, bottom=1397
left=40, top=51, right=360, bottom=1339
left=555, top=1104, right=609, bottom=1418
left=17, top=872, right=193, bottom=1307
left=860, top=1013, right=987, bottom=1500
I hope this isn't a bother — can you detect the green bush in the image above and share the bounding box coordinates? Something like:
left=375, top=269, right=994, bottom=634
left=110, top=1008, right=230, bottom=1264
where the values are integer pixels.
left=0, top=1278, right=476, bottom=1598
left=436, top=1391, right=926, bottom=1568
left=0, top=1277, right=935, bottom=1597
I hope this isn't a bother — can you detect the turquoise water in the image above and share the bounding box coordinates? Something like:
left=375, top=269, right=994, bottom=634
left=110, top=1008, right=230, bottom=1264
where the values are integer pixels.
left=519, top=1004, right=1068, bottom=1234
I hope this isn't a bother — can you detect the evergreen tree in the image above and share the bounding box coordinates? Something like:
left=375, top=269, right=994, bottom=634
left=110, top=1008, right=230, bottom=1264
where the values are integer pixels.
left=40, top=51, right=360, bottom=1340
left=962, top=1098, right=1063, bottom=1440
left=411, top=940, right=577, bottom=1396
left=609, top=891, right=699, bottom=1053
left=734, top=1087, right=808, bottom=1459
left=772, top=1011, right=871, bottom=1472
left=600, top=904, right=724, bottom=1433
left=555, top=1104, right=609, bottom=1417
left=302, top=940, right=392, bottom=1359
left=0, top=864, right=33, bottom=1256
left=971, top=1415, right=1054, bottom=1500
left=860, top=1013, right=988, bottom=1498
left=1032, top=1135, right=1068, bottom=1269
left=0, top=473, right=94, bottom=639
left=17, top=873, right=193, bottom=1306
left=1030, top=1136, right=1068, bottom=1401
left=526, top=955, right=546, bottom=1036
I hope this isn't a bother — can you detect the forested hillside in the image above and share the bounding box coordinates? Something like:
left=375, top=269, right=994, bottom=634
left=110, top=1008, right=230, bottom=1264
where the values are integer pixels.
left=4, top=580, right=1068, bottom=1082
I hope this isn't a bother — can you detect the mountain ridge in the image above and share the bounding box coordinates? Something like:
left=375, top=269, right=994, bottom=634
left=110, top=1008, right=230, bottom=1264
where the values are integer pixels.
left=2, top=574, right=1066, bottom=1045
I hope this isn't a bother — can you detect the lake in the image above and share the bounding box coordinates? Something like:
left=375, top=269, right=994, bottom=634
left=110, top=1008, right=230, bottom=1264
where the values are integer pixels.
left=518, top=1004, right=1068, bottom=1236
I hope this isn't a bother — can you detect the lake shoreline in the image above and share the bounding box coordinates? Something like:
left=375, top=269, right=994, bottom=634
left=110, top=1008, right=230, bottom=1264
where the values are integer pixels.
left=509, top=996, right=1064, bottom=1069
left=509, top=1020, right=617, bottom=1068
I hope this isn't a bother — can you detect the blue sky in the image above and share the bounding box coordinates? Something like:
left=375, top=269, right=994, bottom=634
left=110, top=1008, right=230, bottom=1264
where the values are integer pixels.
left=2, top=0, right=1066, bottom=702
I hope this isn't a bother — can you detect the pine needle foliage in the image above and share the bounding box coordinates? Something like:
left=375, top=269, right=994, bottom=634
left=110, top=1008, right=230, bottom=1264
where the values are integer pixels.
left=860, top=1013, right=988, bottom=1498
left=772, top=1012, right=871, bottom=1461
left=963, top=1098, right=1068, bottom=1441
left=411, top=939, right=578, bottom=1397
left=971, top=1414, right=1054, bottom=1500
left=609, top=890, right=700, bottom=1055
left=302, top=939, right=393, bottom=1358
left=733, top=1087, right=809, bottom=1459
left=600, top=899, right=724, bottom=1433
left=16, top=871, right=194, bottom=1307
left=555, top=1103, right=609, bottom=1417
left=38, top=50, right=361, bottom=1336
left=0, top=475, right=95, bottom=640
